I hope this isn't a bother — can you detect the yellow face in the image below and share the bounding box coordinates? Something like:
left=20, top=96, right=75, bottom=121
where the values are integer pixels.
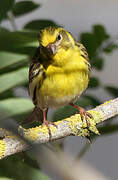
left=39, top=26, right=75, bottom=47
left=38, top=26, right=75, bottom=64
left=39, top=27, right=60, bottom=47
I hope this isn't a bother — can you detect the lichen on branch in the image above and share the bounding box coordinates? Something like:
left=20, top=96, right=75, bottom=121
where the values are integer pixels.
left=0, top=98, right=118, bottom=159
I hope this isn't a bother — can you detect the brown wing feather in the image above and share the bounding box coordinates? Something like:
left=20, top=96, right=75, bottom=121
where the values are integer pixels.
left=29, top=47, right=46, bottom=105
left=75, top=41, right=91, bottom=71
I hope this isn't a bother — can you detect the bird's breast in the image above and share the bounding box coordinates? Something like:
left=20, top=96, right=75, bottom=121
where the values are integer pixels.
left=36, top=65, right=89, bottom=109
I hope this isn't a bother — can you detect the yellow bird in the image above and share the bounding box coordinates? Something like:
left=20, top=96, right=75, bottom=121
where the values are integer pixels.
left=27, top=26, right=92, bottom=135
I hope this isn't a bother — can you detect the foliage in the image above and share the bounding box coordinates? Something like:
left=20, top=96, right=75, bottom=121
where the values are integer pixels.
left=0, top=0, right=118, bottom=179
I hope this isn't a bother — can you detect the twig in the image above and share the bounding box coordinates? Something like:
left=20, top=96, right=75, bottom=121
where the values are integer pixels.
left=0, top=98, right=118, bottom=159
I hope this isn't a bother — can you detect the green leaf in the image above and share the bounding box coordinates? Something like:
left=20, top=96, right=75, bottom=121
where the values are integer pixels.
left=99, top=124, right=118, bottom=135
left=0, top=0, right=14, bottom=22
left=22, top=153, right=40, bottom=170
left=80, top=33, right=98, bottom=59
left=0, top=30, right=38, bottom=55
left=0, top=90, right=14, bottom=100
left=0, top=178, right=13, bottom=180
left=0, top=153, right=50, bottom=180
left=0, top=67, right=28, bottom=94
left=0, top=52, right=28, bottom=70
left=53, top=105, right=76, bottom=122
left=103, top=43, right=118, bottom=53
left=0, top=98, right=34, bottom=119
left=0, top=154, right=37, bottom=180
left=89, top=77, right=100, bottom=88
left=12, top=1, right=40, bottom=17
left=92, top=57, right=104, bottom=70
left=75, top=96, right=95, bottom=107
left=0, top=27, right=9, bottom=33
left=93, top=25, right=109, bottom=46
left=80, top=24, right=110, bottom=59
left=0, top=30, right=37, bottom=46
left=24, top=19, right=57, bottom=30
left=82, top=95, right=101, bottom=106
left=105, top=86, right=118, bottom=97
left=31, top=169, right=51, bottom=180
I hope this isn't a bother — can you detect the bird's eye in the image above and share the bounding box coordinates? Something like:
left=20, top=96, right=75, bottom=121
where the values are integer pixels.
left=57, top=34, right=62, bottom=41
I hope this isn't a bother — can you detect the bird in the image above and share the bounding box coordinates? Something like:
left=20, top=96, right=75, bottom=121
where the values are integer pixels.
left=25, top=26, right=92, bottom=136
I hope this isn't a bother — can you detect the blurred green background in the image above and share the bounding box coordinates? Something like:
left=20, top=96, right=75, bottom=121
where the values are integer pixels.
left=0, top=0, right=118, bottom=180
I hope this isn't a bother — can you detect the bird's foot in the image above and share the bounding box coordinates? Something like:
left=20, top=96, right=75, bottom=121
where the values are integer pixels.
left=77, top=106, right=93, bottom=127
left=70, top=103, right=94, bottom=143
left=42, top=120, right=57, bottom=139
left=70, top=103, right=93, bottom=128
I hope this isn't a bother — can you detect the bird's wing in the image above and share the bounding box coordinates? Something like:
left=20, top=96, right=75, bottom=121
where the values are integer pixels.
left=29, top=47, right=46, bottom=105
left=75, top=41, right=91, bottom=71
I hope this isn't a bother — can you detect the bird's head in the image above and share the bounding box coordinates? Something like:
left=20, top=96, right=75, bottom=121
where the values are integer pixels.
left=38, top=26, right=75, bottom=66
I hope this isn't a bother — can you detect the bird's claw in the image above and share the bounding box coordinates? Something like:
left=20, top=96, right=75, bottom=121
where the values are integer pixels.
left=42, top=121, right=57, bottom=140
left=78, top=107, right=93, bottom=128
left=70, top=103, right=93, bottom=128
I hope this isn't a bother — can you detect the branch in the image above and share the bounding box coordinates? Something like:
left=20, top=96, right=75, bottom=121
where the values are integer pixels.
left=0, top=98, right=118, bottom=159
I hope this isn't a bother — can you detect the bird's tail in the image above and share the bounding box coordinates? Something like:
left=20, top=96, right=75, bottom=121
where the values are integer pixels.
left=22, top=106, right=43, bottom=125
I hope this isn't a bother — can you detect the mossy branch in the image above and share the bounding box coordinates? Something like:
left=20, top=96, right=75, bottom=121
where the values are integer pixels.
left=0, top=98, right=118, bottom=159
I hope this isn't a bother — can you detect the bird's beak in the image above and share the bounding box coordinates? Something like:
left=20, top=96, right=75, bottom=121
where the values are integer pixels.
left=46, top=43, right=57, bottom=55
